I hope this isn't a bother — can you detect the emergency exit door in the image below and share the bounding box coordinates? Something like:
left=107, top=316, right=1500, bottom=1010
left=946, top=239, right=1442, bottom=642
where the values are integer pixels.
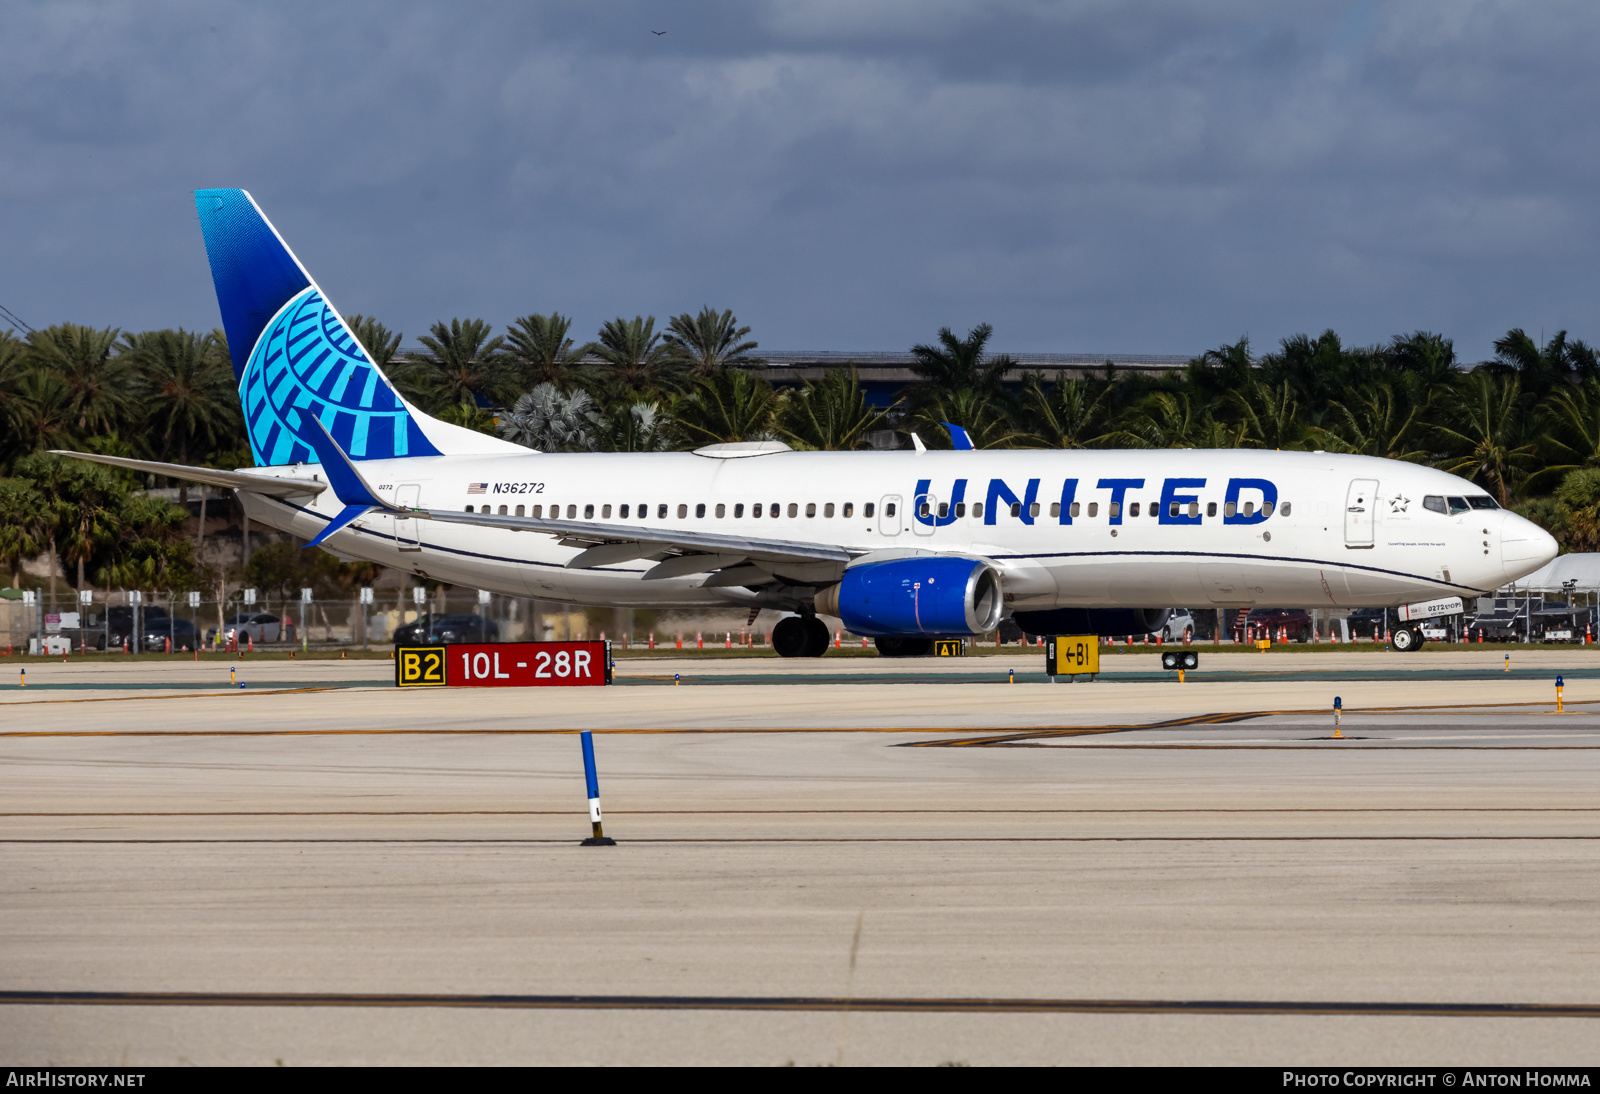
left=1345, top=479, right=1378, bottom=549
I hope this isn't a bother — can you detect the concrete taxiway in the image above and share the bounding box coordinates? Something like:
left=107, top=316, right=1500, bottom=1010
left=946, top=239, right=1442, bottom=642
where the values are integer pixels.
left=2, top=649, right=1599, bottom=1064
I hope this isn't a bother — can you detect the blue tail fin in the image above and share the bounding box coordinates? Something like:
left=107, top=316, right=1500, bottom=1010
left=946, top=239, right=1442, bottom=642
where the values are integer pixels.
left=194, top=189, right=516, bottom=466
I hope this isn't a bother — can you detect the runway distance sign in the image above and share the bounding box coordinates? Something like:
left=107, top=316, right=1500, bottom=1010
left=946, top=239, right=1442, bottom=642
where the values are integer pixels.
left=396, top=641, right=613, bottom=688
left=1045, top=635, right=1100, bottom=678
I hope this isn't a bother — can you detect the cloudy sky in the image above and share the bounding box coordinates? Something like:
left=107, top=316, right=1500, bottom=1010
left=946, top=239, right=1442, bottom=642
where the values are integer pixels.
left=3, top=1, right=1597, bottom=360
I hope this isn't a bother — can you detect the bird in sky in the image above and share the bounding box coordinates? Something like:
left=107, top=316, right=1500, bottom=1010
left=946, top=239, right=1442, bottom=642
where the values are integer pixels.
left=651, top=30, right=666, bottom=36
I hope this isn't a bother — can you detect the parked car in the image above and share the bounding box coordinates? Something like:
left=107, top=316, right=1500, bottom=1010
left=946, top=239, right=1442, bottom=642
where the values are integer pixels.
left=97, top=615, right=201, bottom=651
left=89, top=605, right=170, bottom=650
left=1160, top=609, right=1196, bottom=642
left=1235, top=607, right=1314, bottom=642
left=393, top=613, right=501, bottom=646
left=206, top=612, right=282, bottom=646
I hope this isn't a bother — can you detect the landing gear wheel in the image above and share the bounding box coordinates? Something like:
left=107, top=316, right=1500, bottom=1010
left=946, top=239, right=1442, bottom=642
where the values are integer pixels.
left=801, top=616, right=831, bottom=657
left=772, top=617, right=810, bottom=658
left=1391, top=626, right=1422, bottom=652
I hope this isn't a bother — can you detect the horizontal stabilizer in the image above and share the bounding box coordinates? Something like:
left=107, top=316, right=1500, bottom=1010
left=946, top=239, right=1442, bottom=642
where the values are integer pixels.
left=304, top=504, right=374, bottom=549
left=49, top=451, right=326, bottom=498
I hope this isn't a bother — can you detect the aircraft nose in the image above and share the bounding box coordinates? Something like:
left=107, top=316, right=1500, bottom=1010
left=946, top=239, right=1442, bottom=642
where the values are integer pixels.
left=1500, top=512, right=1558, bottom=569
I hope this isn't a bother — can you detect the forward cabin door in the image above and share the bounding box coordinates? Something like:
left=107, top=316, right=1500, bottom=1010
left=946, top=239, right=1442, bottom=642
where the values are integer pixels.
left=1344, top=479, right=1378, bottom=549
left=395, top=483, right=422, bottom=552
left=913, top=491, right=937, bottom=537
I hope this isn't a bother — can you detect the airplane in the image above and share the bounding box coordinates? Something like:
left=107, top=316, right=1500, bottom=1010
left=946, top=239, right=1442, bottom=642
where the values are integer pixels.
left=56, top=189, right=1558, bottom=657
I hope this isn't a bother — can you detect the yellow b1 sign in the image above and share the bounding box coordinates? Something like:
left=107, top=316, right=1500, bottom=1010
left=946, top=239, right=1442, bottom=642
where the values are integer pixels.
left=396, top=646, right=447, bottom=687
left=1046, top=635, right=1099, bottom=678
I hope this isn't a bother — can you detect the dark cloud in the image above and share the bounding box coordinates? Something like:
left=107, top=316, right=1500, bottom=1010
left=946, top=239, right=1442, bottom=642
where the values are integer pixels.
left=1, top=0, right=1596, bottom=360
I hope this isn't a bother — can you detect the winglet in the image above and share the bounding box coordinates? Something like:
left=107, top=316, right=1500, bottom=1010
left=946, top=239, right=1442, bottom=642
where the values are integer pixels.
left=943, top=423, right=974, bottom=450
left=299, top=416, right=395, bottom=548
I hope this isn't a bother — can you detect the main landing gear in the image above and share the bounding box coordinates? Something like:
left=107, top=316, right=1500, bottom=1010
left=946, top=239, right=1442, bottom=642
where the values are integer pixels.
left=773, top=615, right=831, bottom=658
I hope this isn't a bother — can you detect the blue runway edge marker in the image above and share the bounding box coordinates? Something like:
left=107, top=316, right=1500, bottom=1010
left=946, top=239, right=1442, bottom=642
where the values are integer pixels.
left=579, top=730, right=617, bottom=846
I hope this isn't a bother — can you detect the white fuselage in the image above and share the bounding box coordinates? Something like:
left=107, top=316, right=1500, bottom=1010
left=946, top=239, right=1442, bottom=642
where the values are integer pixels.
left=238, top=448, right=1557, bottom=612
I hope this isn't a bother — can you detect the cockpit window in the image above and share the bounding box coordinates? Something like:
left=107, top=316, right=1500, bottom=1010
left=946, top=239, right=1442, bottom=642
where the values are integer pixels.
left=1447, top=496, right=1470, bottom=515
left=1423, top=496, right=1446, bottom=514
left=1467, top=496, right=1499, bottom=510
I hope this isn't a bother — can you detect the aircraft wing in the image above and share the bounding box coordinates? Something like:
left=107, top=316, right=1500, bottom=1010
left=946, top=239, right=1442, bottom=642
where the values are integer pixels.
left=417, top=508, right=853, bottom=577
left=50, top=451, right=328, bottom=499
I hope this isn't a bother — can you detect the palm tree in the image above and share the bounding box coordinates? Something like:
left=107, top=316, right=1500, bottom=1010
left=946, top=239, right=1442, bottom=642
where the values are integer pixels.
left=0, top=332, right=35, bottom=471
left=7, top=367, right=76, bottom=458
left=1308, top=384, right=1429, bottom=462
left=497, top=383, right=598, bottom=452
left=591, top=401, right=675, bottom=453
left=344, top=315, right=402, bottom=371
left=1433, top=371, right=1541, bottom=505
left=673, top=369, right=780, bottom=446
left=592, top=316, right=680, bottom=393
left=1492, top=328, right=1600, bottom=397
left=908, top=387, right=1023, bottom=449
left=24, top=324, right=130, bottom=434
left=1229, top=377, right=1303, bottom=450
left=0, top=475, right=45, bottom=588
left=663, top=307, right=761, bottom=376
left=412, top=318, right=510, bottom=411
left=125, top=329, right=241, bottom=500
left=1110, top=390, right=1236, bottom=450
left=908, top=323, right=1016, bottom=397
left=504, top=313, right=598, bottom=391
left=776, top=367, right=892, bottom=451
left=1015, top=374, right=1118, bottom=448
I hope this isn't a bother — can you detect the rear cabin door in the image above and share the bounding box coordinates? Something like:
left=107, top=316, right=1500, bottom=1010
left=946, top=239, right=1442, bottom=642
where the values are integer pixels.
left=1344, top=479, right=1378, bottom=549
left=395, top=483, right=422, bottom=552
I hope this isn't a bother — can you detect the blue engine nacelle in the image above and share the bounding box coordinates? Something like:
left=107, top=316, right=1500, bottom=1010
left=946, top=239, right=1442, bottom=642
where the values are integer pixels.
left=814, top=557, right=1004, bottom=637
left=1011, top=607, right=1173, bottom=637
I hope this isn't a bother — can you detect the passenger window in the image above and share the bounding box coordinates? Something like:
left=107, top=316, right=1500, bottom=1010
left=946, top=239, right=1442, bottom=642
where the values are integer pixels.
left=734, top=504, right=744, bottom=518
left=1261, top=502, right=1273, bottom=517
left=1010, top=502, right=1022, bottom=517
left=844, top=502, right=854, bottom=517
left=658, top=504, right=668, bottom=518
left=752, top=503, right=762, bottom=518
left=638, top=503, right=646, bottom=516
left=1206, top=502, right=1216, bottom=517
left=1087, top=502, right=1098, bottom=517
left=695, top=503, right=706, bottom=518
left=1187, top=501, right=1198, bottom=518
left=973, top=502, right=983, bottom=518
left=1243, top=502, right=1255, bottom=517
left=885, top=502, right=896, bottom=517
left=920, top=501, right=931, bottom=517
left=1050, top=502, right=1060, bottom=518
left=500, top=504, right=509, bottom=516
left=532, top=505, right=543, bottom=518
left=955, top=502, right=966, bottom=517
left=937, top=502, right=947, bottom=519
left=1424, top=496, right=1447, bottom=514
left=677, top=504, right=687, bottom=518
left=516, top=505, right=525, bottom=517
left=1225, top=502, right=1236, bottom=517
left=619, top=504, right=629, bottom=518
left=806, top=503, right=817, bottom=517
left=788, top=503, right=798, bottom=517
left=1280, top=502, right=1291, bottom=516
left=1447, top=496, right=1470, bottom=515
left=864, top=502, right=875, bottom=518
left=1129, top=502, right=1140, bottom=517
left=1109, top=502, right=1120, bottom=518
left=1029, top=502, right=1041, bottom=518
left=770, top=503, right=780, bottom=518
left=1070, top=502, right=1080, bottom=518
left=602, top=504, right=612, bottom=519
left=715, top=503, right=725, bottom=518
left=464, top=505, right=474, bottom=513
left=583, top=504, right=594, bottom=519
left=824, top=503, right=835, bottom=517
left=1168, top=503, right=1179, bottom=517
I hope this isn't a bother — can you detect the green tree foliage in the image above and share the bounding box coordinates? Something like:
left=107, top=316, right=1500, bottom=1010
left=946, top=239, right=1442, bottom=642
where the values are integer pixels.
left=121, top=328, right=241, bottom=478
left=592, top=316, right=681, bottom=395
left=664, top=307, right=760, bottom=376
left=25, top=324, right=131, bottom=435
left=674, top=368, right=780, bottom=445
left=908, top=322, right=1016, bottom=398
left=776, top=367, right=891, bottom=451
left=344, top=315, right=403, bottom=371
left=505, top=313, right=598, bottom=391
left=408, top=318, right=509, bottom=412
left=498, top=383, right=598, bottom=452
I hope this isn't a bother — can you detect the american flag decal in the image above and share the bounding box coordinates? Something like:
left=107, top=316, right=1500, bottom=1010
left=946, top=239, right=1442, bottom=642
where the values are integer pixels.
left=467, top=483, right=488, bottom=494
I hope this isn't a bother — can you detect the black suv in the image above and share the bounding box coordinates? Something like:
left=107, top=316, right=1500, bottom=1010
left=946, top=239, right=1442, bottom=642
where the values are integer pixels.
left=393, top=613, right=501, bottom=646
left=1235, top=607, right=1314, bottom=642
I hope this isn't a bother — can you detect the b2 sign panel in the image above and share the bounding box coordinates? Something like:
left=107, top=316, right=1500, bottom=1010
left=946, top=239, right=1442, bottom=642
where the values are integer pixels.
left=446, top=641, right=610, bottom=687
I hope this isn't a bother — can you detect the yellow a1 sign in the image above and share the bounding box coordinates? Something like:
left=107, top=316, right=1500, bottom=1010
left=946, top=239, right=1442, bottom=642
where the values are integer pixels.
left=1045, top=635, right=1100, bottom=678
